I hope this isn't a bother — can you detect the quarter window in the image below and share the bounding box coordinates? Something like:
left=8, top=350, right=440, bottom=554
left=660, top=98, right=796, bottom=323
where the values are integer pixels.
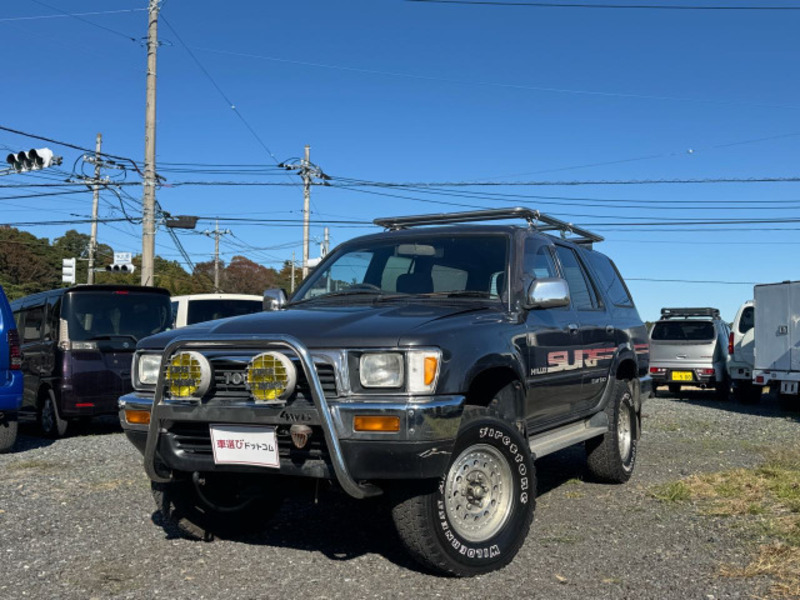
left=585, top=252, right=634, bottom=307
left=738, top=306, right=754, bottom=334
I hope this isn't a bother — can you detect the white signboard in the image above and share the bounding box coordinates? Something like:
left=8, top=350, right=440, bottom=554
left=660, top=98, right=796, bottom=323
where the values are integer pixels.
left=114, top=252, right=132, bottom=265
left=209, top=424, right=280, bottom=468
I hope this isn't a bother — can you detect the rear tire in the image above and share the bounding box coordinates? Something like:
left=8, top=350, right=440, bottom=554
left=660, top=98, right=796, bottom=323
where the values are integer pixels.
left=586, top=379, right=639, bottom=483
left=152, top=473, right=283, bottom=540
left=390, top=406, right=535, bottom=577
left=0, top=416, right=18, bottom=453
left=733, top=381, right=762, bottom=404
left=715, top=373, right=731, bottom=401
left=40, top=389, right=68, bottom=438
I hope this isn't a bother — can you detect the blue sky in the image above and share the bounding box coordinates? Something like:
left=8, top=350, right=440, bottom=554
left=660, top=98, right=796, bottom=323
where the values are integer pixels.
left=1, top=0, right=799, bottom=322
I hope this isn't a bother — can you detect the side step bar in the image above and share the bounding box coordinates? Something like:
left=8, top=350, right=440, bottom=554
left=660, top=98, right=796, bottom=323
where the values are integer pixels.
left=528, top=412, right=609, bottom=459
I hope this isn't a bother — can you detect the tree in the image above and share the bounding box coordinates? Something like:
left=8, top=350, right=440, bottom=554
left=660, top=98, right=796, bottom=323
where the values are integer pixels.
left=0, top=227, right=60, bottom=299
left=223, top=256, right=278, bottom=294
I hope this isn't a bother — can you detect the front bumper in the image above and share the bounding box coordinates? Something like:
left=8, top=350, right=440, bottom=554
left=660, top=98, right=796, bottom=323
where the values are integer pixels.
left=120, top=334, right=464, bottom=498
left=120, top=392, right=463, bottom=482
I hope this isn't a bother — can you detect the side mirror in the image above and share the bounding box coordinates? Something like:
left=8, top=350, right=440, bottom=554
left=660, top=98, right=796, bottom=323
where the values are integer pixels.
left=263, top=289, right=287, bottom=311
left=526, top=278, right=570, bottom=309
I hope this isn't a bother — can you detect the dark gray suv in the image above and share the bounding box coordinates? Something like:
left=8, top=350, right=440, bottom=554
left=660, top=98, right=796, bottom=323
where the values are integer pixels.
left=119, top=207, right=651, bottom=576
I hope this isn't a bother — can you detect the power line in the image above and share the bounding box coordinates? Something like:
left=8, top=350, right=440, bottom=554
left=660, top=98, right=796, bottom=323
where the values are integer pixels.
left=0, top=217, right=135, bottom=227
left=0, top=8, right=146, bottom=23
left=29, top=0, right=138, bottom=42
left=627, top=278, right=760, bottom=285
left=0, top=125, right=140, bottom=169
left=194, top=46, right=800, bottom=111
left=160, top=15, right=283, bottom=166
left=407, top=0, right=800, bottom=10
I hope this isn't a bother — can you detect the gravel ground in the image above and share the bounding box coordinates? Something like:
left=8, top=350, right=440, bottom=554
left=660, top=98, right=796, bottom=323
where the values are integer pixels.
left=1, top=389, right=798, bottom=600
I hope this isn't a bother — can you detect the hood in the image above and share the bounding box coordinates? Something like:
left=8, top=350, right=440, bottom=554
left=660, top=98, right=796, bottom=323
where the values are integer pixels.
left=139, top=301, right=492, bottom=350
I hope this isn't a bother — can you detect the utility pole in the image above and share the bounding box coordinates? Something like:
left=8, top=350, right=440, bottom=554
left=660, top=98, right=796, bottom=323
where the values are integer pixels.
left=203, top=219, right=231, bottom=292
left=87, top=133, right=102, bottom=284
left=302, top=145, right=311, bottom=279
left=322, top=227, right=330, bottom=257
left=279, top=146, right=330, bottom=280
left=141, top=0, right=160, bottom=286
left=291, top=251, right=296, bottom=293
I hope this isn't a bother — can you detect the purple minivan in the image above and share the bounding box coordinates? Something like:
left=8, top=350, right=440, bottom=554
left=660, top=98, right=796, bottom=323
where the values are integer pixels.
left=11, top=285, right=172, bottom=437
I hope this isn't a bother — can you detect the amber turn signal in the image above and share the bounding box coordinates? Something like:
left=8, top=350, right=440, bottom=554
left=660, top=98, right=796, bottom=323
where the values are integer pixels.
left=424, top=356, right=438, bottom=386
left=353, top=415, right=400, bottom=432
left=125, top=409, right=151, bottom=425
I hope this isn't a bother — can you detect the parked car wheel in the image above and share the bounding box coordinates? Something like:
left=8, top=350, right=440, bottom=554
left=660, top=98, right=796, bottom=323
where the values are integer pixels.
left=152, top=473, right=283, bottom=541
left=390, top=406, right=535, bottom=577
left=715, top=373, right=732, bottom=401
left=40, top=389, right=68, bottom=438
left=586, top=379, right=639, bottom=483
left=0, top=415, right=18, bottom=453
left=733, top=381, right=762, bottom=404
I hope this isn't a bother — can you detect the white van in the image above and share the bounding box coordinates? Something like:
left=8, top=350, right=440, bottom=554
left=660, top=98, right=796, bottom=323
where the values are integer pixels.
left=728, top=300, right=762, bottom=403
left=171, top=294, right=263, bottom=328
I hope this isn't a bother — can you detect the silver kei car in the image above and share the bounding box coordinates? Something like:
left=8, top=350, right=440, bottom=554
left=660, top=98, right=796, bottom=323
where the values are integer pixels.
left=649, top=307, right=731, bottom=400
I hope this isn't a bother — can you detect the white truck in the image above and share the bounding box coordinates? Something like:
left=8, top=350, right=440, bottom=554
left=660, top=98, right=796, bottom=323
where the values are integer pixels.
left=753, top=281, right=800, bottom=406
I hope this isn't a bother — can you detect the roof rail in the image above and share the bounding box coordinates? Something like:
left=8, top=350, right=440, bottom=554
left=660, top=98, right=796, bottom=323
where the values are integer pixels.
left=373, top=206, right=604, bottom=245
left=660, top=307, right=720, bottom=319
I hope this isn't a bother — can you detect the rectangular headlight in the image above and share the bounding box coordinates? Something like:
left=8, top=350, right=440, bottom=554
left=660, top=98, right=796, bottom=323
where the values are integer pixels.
left=360, top=353, right=404, bottom=388
left=135, top=353, right=162, bottom=388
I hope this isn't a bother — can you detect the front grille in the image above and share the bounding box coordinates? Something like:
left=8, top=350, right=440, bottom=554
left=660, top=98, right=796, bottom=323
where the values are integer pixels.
left=208, top=358, right=337, bottom=406
left=169, top=421, right=328, bottom=461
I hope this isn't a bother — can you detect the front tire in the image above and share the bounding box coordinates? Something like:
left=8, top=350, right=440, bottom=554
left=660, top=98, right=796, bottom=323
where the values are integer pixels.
left=586, top=379, right=639, bottom=483
left=40, top=389, right=68, bottom=438
left=152, top=472, right=283, bottom=540
left=390, top=406, right=535, bottom=577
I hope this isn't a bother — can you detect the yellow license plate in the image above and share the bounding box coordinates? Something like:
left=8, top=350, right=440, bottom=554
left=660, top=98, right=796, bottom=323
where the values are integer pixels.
left=671, top=371, right=693, bottom=381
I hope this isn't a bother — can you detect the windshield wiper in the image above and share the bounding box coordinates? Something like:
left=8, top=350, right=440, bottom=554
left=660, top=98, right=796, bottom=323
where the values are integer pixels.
left=287, top=288, right=387, bottom=306
left=415, top=290, right=495, bottom=299
left=87, top=334, right=139, bottom=343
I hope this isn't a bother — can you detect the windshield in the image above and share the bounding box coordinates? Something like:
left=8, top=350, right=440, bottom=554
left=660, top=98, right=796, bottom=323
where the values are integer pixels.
left=64, top=291, right=172, bottom=342
left=186, top=299, right=262, bottom=325
left=651, top=320, right=715, bottom=342
left=294, top=234, right=509, bottom=302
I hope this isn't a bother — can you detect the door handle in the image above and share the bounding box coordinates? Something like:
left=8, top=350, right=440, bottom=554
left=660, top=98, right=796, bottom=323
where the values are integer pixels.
left=568, top=323, right=579, bottom=335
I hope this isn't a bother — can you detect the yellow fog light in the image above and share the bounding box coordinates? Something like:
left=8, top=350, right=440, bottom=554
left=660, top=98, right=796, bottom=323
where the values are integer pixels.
left=125, top=409, right=151, bottom=425
left=354, top=415, right=401, bottom=432
left=165, top=351, right=212, bottom=399
left=247, top=351, right=297, bottom=403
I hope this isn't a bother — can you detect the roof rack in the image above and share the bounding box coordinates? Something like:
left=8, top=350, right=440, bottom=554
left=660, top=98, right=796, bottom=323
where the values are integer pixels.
left=660, top=307, right=720, bottom=319
left=373, top=207, right=604, bottom=245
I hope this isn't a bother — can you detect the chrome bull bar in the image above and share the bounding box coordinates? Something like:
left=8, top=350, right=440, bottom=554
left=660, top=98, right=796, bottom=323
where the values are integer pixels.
left=142, top=334, right=382, bottom=499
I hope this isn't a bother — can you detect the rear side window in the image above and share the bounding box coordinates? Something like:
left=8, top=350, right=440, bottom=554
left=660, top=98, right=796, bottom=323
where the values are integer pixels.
left=554, top=245, right=600, bottom=311
left=585, top=252, right=634, bottom=307
left=738, top=306, right=754, bottom=334
left=651, top=321, right=715, bottom=341
left=186, top=299, right=262, bottom=325
left=22, top=306, right=44, bottom=343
